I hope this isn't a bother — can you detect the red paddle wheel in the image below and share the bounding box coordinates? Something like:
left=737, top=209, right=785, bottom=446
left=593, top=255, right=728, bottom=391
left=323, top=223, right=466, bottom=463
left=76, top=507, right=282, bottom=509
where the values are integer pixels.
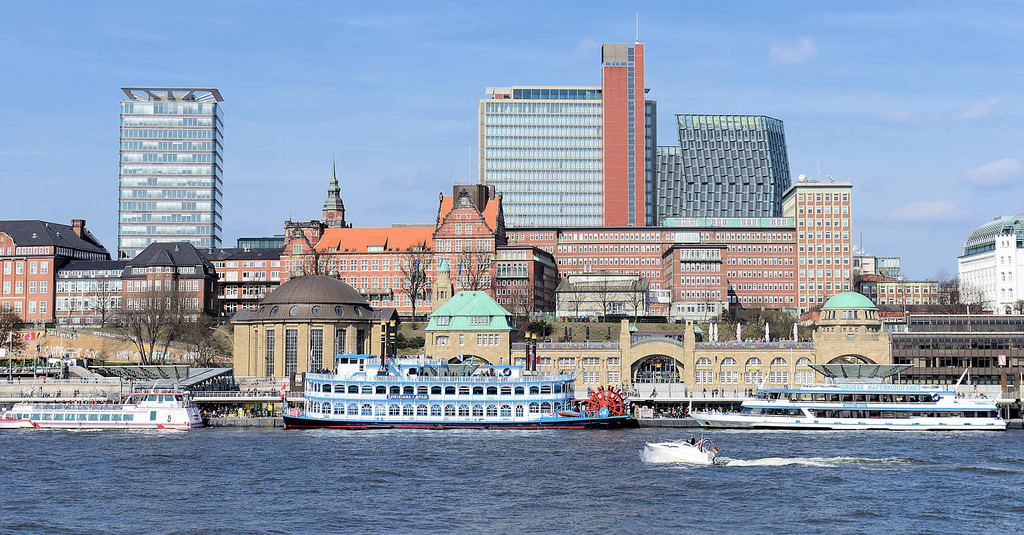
left=585, top=386, right=627, bottom=416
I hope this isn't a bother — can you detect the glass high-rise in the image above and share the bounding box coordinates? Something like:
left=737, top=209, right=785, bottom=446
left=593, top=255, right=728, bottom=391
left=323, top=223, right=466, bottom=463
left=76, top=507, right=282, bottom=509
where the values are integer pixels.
left=655, top=114, right=790, bottom=222
left=479, top=43, right=652, bottom=228
left=118, top=87, right=224, bottom=259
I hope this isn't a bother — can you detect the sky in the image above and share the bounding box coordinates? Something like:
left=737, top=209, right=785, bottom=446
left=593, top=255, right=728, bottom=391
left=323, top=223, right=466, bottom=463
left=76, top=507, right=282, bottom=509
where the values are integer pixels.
left=0, top=1, right=1021, bottom=279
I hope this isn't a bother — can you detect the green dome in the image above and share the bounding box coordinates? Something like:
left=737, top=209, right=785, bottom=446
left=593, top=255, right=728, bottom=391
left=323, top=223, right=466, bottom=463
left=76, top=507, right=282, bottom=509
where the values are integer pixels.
left=822, top=292, right=877, bottom=310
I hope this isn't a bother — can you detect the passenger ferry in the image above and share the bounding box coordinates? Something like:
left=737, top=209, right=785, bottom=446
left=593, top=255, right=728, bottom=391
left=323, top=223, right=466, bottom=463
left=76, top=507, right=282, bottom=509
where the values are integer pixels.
left=0, top=392, right=204, bottom=430
left=283, top=355, right=635, bottom=429
left=692, top=365, right=1006, bottom=431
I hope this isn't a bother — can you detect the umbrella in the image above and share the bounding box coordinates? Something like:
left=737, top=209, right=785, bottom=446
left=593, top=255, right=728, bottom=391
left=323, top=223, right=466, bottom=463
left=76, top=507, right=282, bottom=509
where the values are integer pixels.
left=765, top=322, right=770, bottom=341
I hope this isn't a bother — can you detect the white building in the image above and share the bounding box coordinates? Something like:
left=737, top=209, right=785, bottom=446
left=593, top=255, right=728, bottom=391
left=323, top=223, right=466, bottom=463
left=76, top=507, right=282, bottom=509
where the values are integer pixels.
left=958, top=215, right=1024, bottom=314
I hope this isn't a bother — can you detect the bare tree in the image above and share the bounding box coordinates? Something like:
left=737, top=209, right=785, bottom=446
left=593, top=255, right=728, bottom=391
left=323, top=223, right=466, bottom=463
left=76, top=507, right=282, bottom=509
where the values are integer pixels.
left=113, top=282, right=190, bottom=365
left=91, top=278, right=117, bottom=327
left=566, top=286, right=586, bottom=319
left=626, top=279, right=648, bottom=321
left=1014, top=300, right=1024, bottom=315
left=935, top=269, right=986, bottom=313
left=456, top=248, right=493, bottom=292
left=595, top=277, right=612, bottom=322
left=0, top=310, right=25, bottom=353
left=182, top=316, right=232, bottom=367
left=399, top=248, right=431, bottom=325
left=510, top=290, right=534, bottom=332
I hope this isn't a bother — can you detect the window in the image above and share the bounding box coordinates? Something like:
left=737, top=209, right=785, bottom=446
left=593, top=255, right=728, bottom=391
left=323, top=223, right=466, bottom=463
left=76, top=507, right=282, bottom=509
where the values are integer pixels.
left=265, top=330, right=275, bottom=377
left=285, top=329, right=298, bottom=376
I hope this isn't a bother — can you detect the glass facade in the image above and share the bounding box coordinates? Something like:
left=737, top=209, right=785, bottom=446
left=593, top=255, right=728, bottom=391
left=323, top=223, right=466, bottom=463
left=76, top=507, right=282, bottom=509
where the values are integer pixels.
left=480, top=89, right=604, bottom=227
left=118, top=88, right=224, bottom=259
left=655, top=115, right=791, bottom=222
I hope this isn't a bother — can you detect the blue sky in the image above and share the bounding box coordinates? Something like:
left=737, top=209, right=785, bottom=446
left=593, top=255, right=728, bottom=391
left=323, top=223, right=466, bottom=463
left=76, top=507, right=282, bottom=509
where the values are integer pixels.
left=1, top=1, right=1021, bottom=279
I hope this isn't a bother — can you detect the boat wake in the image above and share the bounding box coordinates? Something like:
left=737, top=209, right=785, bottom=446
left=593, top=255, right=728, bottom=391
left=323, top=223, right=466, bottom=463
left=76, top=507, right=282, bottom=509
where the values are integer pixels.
left=720, top=456, right=920, bottom=468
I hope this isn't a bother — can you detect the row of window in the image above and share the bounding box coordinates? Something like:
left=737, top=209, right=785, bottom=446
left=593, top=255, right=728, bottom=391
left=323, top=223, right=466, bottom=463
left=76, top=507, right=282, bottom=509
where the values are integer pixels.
left=307, top=401, right=569, bottom=417
left=2, top=260, right=50, bottom=275
left=2, top=280, right=48, bottom=295
left=308, top=383, right=569, bottom=396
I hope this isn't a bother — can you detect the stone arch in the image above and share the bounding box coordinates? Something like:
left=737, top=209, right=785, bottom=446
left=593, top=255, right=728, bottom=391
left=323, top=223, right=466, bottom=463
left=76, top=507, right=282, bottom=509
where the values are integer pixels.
left=448, top=354, right=492, bottom=365
left=631, top=354, right=684, bottom=383
left=828, top=354, right=876, bottom=364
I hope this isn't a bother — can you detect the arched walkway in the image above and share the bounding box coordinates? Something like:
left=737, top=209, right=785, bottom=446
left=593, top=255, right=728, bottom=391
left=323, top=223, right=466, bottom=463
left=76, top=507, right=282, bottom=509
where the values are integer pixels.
left=631, top=354, right=684, bottom=383
left=828, top=355, right=876, bottom=364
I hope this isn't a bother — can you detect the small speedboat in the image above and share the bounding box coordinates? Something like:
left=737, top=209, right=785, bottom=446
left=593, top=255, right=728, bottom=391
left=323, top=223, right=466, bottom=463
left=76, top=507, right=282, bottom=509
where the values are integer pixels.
left=644, top=437, right=719, bottom=465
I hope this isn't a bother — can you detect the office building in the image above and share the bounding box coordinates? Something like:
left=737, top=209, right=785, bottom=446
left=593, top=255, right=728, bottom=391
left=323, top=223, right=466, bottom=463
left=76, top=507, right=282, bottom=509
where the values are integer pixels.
left=118, top=87, right=224, bottom=259
left=655, top=115, right=791, bottom=221
left=781, top=178, right=853, bottom=311
left=892, top=315, right=1024, bottom=388
left=479, top=43, right=653, bottom=228
left=958, top=214, right=1024, bottom=314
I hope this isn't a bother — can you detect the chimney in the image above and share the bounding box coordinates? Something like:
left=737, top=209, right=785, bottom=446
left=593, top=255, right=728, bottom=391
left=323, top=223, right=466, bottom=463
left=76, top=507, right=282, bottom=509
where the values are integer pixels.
left=71, top=219, right=85, bottom=237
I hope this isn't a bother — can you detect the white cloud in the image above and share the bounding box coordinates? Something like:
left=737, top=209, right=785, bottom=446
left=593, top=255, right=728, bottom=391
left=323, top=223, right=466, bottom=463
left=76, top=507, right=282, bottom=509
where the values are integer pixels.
left=960, top=95, right=1005, bottom=120
left=577, top=38, right=599, bottom=53
left=769, top=38, right=818, bottom=65
left=964, top=158, right=1024, bottom=187
left=889, top=200, right=962, bottom=221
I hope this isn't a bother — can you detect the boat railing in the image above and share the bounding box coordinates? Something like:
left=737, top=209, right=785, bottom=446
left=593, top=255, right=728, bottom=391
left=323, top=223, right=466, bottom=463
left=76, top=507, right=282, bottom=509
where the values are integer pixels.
left=307, top=373, right=571, bottom=383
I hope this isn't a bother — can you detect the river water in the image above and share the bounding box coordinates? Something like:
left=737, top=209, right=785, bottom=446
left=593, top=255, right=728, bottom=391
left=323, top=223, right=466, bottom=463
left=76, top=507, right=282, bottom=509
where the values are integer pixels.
left=2, top=427, right=1022, bottom=534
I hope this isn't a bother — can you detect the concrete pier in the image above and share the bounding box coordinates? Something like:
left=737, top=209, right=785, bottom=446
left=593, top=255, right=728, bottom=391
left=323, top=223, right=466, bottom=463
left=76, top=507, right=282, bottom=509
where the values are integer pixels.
left=638, top=418, right=700, bottom=428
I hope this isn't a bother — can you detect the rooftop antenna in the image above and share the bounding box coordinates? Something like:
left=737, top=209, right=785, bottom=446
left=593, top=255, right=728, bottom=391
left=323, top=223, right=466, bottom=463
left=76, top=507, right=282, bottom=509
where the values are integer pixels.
left=636, top=12, right=640, bottom=43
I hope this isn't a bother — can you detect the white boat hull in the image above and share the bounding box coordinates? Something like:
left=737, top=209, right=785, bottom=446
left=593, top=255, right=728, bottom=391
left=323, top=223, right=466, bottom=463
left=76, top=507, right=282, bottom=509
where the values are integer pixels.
left=693, top=413, right=1007, bottom=431
left=643, top=441, right=716, bottom=464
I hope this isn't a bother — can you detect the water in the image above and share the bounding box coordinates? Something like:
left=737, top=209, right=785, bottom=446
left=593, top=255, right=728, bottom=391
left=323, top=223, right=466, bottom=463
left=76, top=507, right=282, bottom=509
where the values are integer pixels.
left=2, top=428, right=1022, bottom=534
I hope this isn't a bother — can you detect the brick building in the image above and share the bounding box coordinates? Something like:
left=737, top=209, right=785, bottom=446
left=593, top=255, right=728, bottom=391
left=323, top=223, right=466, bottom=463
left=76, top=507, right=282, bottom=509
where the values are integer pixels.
left=120, top=242, right=219, bottom=319
left=0, top=219, right=110, bottom=323
left=280, top=180, right=558, bottom=318
left=206, top=247, right=283, bottom=318
left=55, top=260, right=127, bottom=326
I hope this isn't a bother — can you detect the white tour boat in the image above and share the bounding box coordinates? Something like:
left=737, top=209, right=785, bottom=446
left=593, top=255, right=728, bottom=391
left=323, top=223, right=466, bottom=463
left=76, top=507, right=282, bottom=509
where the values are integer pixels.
left=284, top=355, right=635, bottom=429
left=692, top=365, right=1006, bottom=431
left=0, top=392, right=204, bottom=430
left=644, top=436, right=719, bottom=465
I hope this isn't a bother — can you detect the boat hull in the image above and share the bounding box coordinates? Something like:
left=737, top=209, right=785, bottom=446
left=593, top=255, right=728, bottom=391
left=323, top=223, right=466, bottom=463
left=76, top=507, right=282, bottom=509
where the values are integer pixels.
left=692, top=414, right=1007, bottom=431
left=283, top=413, right=637, bottom=430
left=0, top=418, right=202, bottom=430
left=643, top=441, right=715, bottom=464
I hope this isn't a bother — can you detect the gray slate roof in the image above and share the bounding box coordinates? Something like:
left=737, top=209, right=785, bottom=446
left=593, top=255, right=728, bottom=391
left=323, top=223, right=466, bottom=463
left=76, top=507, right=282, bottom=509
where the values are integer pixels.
left=0, top=220, right=109, bottom=256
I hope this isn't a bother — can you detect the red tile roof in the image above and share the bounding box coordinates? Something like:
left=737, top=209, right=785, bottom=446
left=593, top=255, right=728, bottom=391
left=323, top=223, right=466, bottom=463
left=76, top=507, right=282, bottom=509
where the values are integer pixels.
left=314, top=226, right=434, bottom=253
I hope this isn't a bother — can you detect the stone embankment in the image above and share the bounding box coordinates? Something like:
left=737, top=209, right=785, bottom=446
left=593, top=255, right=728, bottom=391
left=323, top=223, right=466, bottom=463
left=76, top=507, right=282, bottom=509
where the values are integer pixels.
left=206, top=417, right=283, bottom=427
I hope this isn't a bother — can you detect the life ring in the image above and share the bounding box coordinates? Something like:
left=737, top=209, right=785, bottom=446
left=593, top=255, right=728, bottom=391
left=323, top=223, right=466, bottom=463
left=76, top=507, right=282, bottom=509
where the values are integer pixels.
left=501, top=368, right=511, bottom=377
left=931, top=394, right=941, bottom=402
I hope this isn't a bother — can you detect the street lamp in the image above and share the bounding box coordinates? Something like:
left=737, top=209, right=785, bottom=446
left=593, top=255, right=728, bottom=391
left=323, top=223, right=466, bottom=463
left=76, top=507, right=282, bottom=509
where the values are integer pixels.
left=525, top=332, right=537, bottom=374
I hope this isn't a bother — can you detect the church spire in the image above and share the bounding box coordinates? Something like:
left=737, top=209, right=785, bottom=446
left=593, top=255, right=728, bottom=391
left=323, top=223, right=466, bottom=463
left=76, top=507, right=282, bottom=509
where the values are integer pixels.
left=323, top=157, right=347, bottom=228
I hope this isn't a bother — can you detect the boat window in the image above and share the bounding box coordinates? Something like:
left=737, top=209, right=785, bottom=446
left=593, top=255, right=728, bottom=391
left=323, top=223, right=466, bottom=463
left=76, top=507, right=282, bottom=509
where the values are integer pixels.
left=472, top=405, right=484, bottom=416
left=528, top=402, right=540, bottom=414
left=323, top=384, right=332, bottom=393
left=529, top=386, right=539, bottom=395
left=417, top=386, right=428, bottom=395
left=376, top=386, right=387, bottom=395
left=149, top=412, right=156, bottom=421
left=854, top=394, right=866, bottom=402
left=445, top=386, right=456, bottom=395
left=554, top=384, right=562, bottom=394
left=486, top=405, right=498, bottom=416
left=430, top=405, right=441, bottom=416
left=52, top=414, right=63, bottom=421
left=472, top=387, right=484, bottom=395
left=458, top=405, right=470, bottom=416
left=458, top=386, right=470, bottom=395
left=348, top=385, right=359, bottom=394
left=894, top=395, right=905, bottom=402
left=100, top=414, right=111, bottom=421
left=361, top=404, right=373, bottom=415
left=540, top=402, right=551, bottom=413
left=515, top=387, right=525, bottom=395
left=389, top=386, right=400, bottom=395
left=403, top=405, right=414, bottom=416
left=841, top=394, right=853, bottom=402
left=431, top=386, right=442, bottom=395
left=540, top=385, right=552, bottom=394
left=516, top=405, right=524, bottom=417
left=41, top=414, right=51, bottom=420
left=334, top=403, right=345, bottom=414
left=486, top=386, right=498, bottom=395
left=362, top=386, right=373, bottom=395
left=880, top=395, right=892, bottom=403
left=501, top=386, right=512, bottom=395
left=349, top=403, right=358, bottom=414
left=403, top=386, right=414, bottom=395
left=416, top=405, right=428, bottom=416
left=444, top=405, right=456, bottom=416
left=389, top=404, right=400, bottom=415
left=375, top=405, right=386, bottom=416
left=501, top=405, right=512, bottom=417
left=813, top=393, right=826, bottom=402
left=112, top=414, right=122, bottom=421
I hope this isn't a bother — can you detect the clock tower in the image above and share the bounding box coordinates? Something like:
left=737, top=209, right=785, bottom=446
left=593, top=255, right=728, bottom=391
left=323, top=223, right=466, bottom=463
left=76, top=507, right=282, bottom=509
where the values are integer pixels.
left=323, top=160, right=349, bottom=228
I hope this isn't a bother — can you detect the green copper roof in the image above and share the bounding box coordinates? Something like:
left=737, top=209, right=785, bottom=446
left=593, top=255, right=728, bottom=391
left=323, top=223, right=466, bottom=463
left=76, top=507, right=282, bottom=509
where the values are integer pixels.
left=426, top=291, right=515, bottom=332
left=822, top=292, right=877, bottom=310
